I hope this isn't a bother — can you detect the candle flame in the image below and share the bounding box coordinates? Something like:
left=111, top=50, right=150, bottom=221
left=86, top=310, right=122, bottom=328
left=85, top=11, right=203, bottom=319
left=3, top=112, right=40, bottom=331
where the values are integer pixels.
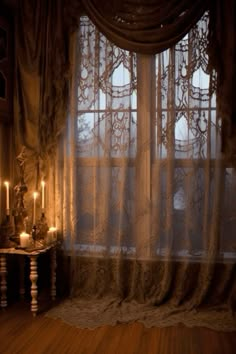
left=41, top=181, right=45, bottom=187
left=20, top=232, right=29, bottom=237
left=49, top=226, right=57, bottom=232
left=33, top=192, right=38, bottom=199
left=4, top=181, right=9, bottom=187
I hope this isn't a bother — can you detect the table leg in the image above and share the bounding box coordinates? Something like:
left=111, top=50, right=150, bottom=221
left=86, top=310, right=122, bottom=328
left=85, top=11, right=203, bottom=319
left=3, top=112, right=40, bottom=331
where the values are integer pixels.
left=29, top=255, right=38, bottom=316
left=51, top=247, right=57, bottom=301
left=0, top=255, right=7, bottom=309
left=19, top=256, right=25, bottom=300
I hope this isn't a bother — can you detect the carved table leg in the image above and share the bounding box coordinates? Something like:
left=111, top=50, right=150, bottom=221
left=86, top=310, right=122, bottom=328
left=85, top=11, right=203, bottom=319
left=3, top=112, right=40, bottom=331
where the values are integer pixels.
left=29, top=255, right=38, bottom=316
left=51, top=247, right=57, bottom=301
left=0, top=255, right=7, bottom=309
left=19, top=256, right=25, bottom=300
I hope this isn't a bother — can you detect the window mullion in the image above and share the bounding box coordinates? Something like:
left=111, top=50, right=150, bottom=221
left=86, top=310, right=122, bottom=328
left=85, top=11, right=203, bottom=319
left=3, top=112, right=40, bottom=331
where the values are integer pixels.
left=135, top=54, right=154, bottom=258
left=165, top=47, right=175, bottom=250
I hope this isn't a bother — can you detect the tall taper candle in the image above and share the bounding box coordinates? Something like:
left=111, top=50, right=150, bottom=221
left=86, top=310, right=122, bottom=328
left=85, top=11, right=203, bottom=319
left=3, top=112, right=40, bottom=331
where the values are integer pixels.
left=4, top=181, right=10, bottom=215
left=41, top=181, right=45, bottom=210
left=33, top=192, right=37, bottom=225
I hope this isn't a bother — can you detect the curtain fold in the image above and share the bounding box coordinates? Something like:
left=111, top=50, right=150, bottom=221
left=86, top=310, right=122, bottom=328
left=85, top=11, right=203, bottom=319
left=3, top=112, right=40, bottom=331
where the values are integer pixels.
left=14, top=0, right=72, bottom=191
left=47, top=258, right=236, bottom=330
left=80, top=0, right=208, bottom=54
left=207, top=0, right=236, bottom=160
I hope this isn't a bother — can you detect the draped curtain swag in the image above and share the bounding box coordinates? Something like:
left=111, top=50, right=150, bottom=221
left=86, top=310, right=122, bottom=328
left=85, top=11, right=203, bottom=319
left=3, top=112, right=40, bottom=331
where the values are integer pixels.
left=80, top=0, right=208, bottom=54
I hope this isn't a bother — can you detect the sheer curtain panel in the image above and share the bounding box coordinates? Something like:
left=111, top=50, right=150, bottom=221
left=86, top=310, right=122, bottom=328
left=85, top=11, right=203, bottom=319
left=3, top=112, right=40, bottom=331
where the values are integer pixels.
left=47, top=14, right=236, bottom=330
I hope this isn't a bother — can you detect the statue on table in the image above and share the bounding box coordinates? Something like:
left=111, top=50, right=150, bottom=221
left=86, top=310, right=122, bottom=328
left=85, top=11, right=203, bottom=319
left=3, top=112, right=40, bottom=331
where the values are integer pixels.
left=12, top=149, right=28, bottom=241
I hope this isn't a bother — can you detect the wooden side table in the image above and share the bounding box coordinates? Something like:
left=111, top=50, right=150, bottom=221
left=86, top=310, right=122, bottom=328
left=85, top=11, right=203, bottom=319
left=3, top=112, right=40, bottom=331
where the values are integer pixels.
left=0, top=243, right=57, bottom=316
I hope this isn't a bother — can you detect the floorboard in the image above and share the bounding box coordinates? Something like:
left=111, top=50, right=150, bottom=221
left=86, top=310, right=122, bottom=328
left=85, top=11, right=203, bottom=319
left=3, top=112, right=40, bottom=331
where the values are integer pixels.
left=0, top=302, right=235, bottom=354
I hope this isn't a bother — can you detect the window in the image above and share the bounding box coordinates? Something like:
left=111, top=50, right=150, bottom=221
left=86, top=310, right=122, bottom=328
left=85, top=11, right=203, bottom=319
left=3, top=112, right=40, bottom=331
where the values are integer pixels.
left=62, top=14, right=236, bottom=259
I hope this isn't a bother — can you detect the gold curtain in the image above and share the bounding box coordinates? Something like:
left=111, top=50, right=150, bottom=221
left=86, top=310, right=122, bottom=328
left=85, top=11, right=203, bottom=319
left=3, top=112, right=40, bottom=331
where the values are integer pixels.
left=14, top=0, right=72, bottom=189
left=208, top=0, right=236, bottom=160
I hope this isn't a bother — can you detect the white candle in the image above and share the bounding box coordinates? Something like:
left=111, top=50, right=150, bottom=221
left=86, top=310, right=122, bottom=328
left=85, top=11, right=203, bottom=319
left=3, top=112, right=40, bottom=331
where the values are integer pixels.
left=41, top=181, right=45, bottom=210
left=20, top=232, right=30, bottom=248
left=47, top=226, right=57, bottom=243
left=33, top=192, right=38, bottom=225
left=4, top=181, right=10, bottom=215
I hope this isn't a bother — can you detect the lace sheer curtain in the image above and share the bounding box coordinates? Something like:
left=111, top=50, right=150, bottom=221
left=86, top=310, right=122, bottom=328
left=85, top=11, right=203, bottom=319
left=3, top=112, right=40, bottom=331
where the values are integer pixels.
left=49, top=13, right=236, bottom=329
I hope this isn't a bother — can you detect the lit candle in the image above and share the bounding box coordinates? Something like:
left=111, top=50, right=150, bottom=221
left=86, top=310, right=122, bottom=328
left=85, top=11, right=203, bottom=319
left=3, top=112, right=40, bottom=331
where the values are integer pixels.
left=20, top=232, right=30, bottom=248
left=4, top=181, right=10, bottom=215
left=41, top=181, right=45, bottom=210
left=33, top=192, right=38, bottom=225
left=47, top=226, right=57, bottom=243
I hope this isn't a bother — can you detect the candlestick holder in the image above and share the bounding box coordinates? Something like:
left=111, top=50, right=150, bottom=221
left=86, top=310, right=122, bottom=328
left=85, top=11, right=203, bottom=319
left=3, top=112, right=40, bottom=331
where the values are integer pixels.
left=0, top=215, right=15, bottom=248
left=12, top=177, right=28, bottom=244
left=32, top=212, right=49, bottom=243
left=32, top=224, right=37, bottom=242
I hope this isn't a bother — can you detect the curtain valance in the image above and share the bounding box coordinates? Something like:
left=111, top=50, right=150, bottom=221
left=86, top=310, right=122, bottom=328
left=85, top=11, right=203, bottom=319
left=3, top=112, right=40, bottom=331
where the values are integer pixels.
left=80, top=0, right=208, bottom=54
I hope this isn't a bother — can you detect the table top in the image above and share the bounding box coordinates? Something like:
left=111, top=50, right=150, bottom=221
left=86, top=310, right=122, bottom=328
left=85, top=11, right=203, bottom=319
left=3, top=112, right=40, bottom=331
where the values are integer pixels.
left=0, top=241, right=57, bottom=256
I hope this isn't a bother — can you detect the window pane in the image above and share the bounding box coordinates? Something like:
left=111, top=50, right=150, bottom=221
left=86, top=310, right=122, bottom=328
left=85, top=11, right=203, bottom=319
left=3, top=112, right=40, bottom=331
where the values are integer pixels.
left=154, top=12, right=219, bottom=160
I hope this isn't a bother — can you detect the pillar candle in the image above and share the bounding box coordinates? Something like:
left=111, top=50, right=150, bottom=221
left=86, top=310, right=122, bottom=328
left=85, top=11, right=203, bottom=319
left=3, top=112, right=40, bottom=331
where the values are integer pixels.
left=47, top=227, right=57, bottom=243
left=20, top=232, right=30, bottom=248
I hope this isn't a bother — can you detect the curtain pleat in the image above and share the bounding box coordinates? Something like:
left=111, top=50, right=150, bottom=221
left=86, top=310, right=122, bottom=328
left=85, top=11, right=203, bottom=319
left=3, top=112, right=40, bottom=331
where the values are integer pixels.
left=14, top=0, right=72, bottom=193
left=207, top=0, right=236, bottom=159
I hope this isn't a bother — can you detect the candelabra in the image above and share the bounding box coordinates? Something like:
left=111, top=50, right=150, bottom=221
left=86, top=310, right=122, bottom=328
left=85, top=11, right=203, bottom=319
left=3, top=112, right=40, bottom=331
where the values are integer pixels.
left=0, top=154, right=50, bottom=249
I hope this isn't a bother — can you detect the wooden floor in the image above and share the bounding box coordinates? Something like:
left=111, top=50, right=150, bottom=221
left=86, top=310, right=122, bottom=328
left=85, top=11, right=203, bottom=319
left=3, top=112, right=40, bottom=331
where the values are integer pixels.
left=0, top=302, right=236, bottom=354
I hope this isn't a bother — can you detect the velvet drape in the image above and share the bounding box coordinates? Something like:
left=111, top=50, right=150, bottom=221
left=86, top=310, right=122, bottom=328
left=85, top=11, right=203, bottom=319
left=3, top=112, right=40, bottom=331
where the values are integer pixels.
left=207, top=0, right=236, bottom=159
left=14, top=0, right=72, bottom=188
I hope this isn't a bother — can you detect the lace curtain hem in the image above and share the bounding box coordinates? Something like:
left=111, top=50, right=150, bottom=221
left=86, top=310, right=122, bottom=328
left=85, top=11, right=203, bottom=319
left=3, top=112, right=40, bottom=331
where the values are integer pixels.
left=46, top=257, right=236, bottom=331
left=46, top=298, right=236, bottom=331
